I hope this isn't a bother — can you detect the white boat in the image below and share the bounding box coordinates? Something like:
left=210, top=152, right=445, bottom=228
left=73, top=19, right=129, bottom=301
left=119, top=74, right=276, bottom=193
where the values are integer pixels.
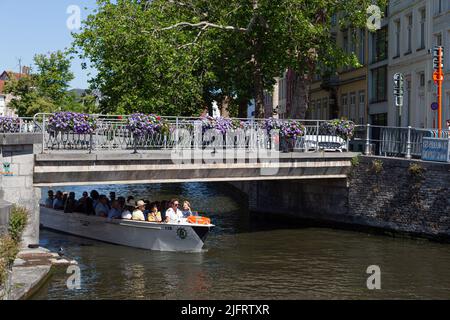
left=40, top=206, right=214, bottom=252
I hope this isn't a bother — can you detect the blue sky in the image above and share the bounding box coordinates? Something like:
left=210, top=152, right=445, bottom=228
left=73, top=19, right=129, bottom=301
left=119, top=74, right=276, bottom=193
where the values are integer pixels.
left=0, top=0, right=98, bottom=89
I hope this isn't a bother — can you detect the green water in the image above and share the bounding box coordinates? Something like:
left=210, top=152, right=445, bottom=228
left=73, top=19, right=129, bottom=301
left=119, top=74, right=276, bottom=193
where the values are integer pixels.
left=33, top=183, right=450, bottom=299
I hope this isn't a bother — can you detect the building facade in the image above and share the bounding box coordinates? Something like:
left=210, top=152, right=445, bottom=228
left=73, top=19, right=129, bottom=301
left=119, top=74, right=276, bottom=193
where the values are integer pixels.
left=387, top=0, right=450, bottom=129
left=0, top=70, right=24, bottom=117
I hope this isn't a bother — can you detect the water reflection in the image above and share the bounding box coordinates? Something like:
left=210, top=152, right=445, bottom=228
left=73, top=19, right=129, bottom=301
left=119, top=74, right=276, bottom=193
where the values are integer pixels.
left=34, top=183, right=450, bottom=300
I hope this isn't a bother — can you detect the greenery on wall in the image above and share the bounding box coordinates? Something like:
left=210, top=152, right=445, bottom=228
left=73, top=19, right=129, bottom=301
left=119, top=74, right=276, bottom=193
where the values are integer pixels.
left=0, top=206, right=29, bottom=290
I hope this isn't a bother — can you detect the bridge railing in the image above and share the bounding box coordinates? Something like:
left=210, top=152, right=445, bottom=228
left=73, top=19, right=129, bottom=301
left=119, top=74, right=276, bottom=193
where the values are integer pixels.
left=350, top=125, right=450, bottom=159
left=10, top=114, right=449, bottom=159
left=28, top=114, right=348, bottom=153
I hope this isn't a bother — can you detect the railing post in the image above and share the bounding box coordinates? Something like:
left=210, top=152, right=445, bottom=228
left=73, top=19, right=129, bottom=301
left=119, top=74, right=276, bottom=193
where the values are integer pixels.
left=89, top=132, right=93, bottom=154
left=41, top=115, right=46, bottom=154
left=175, top=117, right=179, bottom=150
left=405, top=126, right=412, bottom=160
left=364, top=124, right=371, bottom=155
left=315, top=120, right=320, bottom=152
left=133, top=133, right=138, bottom=154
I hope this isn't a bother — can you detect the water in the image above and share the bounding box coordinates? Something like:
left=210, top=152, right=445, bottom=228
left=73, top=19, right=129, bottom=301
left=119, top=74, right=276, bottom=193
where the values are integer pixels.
left=33, top=183, right=450, bottom=300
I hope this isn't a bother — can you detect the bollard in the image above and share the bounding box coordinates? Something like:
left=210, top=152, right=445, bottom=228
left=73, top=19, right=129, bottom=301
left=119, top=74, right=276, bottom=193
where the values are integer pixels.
left=405, top=126, right=412, bottom=160
left=365, top=124, right=371, bottom=155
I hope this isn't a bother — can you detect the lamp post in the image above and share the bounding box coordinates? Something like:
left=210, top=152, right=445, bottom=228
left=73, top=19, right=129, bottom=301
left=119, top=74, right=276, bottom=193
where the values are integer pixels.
left=393, top=73, right=404, bottom=128
left=433, top=46, right=444, bottom=137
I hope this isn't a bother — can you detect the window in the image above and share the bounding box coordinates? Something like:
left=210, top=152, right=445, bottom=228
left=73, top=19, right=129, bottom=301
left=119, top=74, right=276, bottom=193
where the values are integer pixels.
left=349, top=93, right=356, bottom=122
left=322, top=98, right=328, bottom=119
left=435, top=0, right=443, bottom=15
left=358, top=91, right=366, bottom=124
left=435, top=33, right=442, bottom=46
left=394, top=20, right=401, bottom=58
left=406, top=14, right=412, bottom=54
left=418, top=8, right=426, bottom=50
left=359, top=29, right=366, bottom=65
left=331, top=14, right=337, bottom=26
left=341, top=94, right=348, bottom=117
left=310, top=100, right=316, bottom=119
left=343, top=29, right=349, bottom=54
left=316, top=100, right=321, bottom=120
left=371, top=66, right=387, bottom=103
left=351, top=29, right=357, bottom=54
left=419, top=72, right=425, bottom=87
left=372, top=26, right=388, bottom=62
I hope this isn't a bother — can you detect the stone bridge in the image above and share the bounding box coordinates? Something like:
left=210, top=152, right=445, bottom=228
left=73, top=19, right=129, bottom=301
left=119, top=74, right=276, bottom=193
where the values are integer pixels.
left=0, top=133, right=358, bottom=247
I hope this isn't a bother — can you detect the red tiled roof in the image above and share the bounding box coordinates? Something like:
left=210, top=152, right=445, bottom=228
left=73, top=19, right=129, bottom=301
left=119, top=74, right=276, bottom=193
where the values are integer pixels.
left=0, top=71, right=28, bottom=94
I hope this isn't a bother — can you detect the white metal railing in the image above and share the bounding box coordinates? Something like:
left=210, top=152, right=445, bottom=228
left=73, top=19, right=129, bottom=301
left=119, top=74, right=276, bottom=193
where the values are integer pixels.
left=351, top=124, right=450, bottom=159
left=5, top=113, right=450, bottom=159
left=27, top=113, right=347, bottom=153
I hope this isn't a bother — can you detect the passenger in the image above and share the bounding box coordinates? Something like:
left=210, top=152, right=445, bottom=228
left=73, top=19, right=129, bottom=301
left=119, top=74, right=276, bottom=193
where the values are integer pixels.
left=53, top=191, right=65, bottom=210
left=147, top=204, right=162, bottom=223
left=117, top=196, right=126, bottom=208
left=109, top=192, right=116, bottom=204
left=64, top=192, right=78, bottom=213
left=132, top=200, right=146, bottom=221
left=181, top=201, right=193, bottom=218
left=165, top=199, right=183, bottom=223
left=62, top=192, right=69, bottom=209
left=121, top=200, right=133, bottom=220
left=45, top=190, right=54, bottom=208
left=108, top=200, right=122, bottom=219
left=77, top=191, right=93, bottom=215
left=126, top=196, right=135, bottom=206
left=95, top=195, right=109, bottom=218
left=91, top=190, right=100, bottom=212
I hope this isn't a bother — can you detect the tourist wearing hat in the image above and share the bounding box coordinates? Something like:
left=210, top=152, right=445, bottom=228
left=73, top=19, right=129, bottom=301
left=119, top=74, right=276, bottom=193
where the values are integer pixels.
left=132, top=200, right=146, bottom=221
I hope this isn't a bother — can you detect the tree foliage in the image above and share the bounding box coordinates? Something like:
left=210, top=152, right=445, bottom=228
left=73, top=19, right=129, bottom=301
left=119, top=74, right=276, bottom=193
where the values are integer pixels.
left=5, top=51, right=97, bottom=117
left=73, top=0, right=387, bottom=117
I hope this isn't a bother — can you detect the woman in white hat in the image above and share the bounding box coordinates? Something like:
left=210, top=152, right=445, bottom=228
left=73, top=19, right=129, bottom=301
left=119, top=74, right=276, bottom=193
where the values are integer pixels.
left=132, top=200, right=146, bottom=221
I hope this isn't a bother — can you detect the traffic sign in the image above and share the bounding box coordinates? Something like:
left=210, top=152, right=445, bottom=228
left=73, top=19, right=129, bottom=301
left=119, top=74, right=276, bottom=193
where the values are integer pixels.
left=433, top=46, right=444, bottom=70
left=431, top=102, right=439, bottom=111
left=393, top=73, right=404, bottom=97
left=433, top=71, right=444, bottom=82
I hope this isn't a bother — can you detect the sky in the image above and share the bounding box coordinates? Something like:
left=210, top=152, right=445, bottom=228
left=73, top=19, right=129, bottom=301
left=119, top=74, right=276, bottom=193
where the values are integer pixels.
left=0, top=0, right=98, bottom=89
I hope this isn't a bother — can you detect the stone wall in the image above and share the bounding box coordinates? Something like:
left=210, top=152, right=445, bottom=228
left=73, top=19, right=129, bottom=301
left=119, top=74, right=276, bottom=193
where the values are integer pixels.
left=231, top=156, right=450, bottom=240
left=229, top=178, right=349, bottom=221
left=348, top=156, right=450, bottom=238
left=0, top=134, right=42, bottom=247
left=0, top=200, right=11, bottom=236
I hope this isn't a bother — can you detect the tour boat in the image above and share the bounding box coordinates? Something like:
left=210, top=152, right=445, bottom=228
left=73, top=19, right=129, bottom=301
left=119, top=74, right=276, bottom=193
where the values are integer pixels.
left=40, top=206, right=214, bottom=252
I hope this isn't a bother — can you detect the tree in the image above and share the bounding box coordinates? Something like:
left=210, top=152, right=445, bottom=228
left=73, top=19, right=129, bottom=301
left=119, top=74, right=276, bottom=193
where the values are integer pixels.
left=72, top=0, right=209, bottom=116
left=73, top=0, right=387, bottom=118
left=5, top=50, right=78, bottom=117
left=34, top=51, right=75, bottom=106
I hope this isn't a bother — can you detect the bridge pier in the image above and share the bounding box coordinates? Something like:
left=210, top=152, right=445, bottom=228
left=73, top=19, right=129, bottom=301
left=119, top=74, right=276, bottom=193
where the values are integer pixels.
left=0, top=134, right=42, bottom=247
left=230, top=179, right=349, bottom=220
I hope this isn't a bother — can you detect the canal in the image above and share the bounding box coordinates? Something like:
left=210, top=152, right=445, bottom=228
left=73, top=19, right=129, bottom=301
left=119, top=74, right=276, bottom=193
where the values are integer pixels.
left=33, top=183, right=450, bottom=299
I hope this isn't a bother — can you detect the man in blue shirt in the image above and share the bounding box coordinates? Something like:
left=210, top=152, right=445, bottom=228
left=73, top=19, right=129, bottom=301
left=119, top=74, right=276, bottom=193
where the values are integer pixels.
left=53, top=191, right=65, bottom=210
left=108, top=200, right=122, bottom=219
left=45, top=190, right=54, bottom=208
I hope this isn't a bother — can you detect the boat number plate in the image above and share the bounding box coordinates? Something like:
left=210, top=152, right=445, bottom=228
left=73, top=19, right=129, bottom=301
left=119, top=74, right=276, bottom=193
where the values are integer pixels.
left=177, top=228, right=188, bottom=240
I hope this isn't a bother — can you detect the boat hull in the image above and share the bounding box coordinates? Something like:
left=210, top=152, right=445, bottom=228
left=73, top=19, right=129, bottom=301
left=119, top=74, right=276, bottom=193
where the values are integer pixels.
left=40, top=207, right=213, bottom=252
